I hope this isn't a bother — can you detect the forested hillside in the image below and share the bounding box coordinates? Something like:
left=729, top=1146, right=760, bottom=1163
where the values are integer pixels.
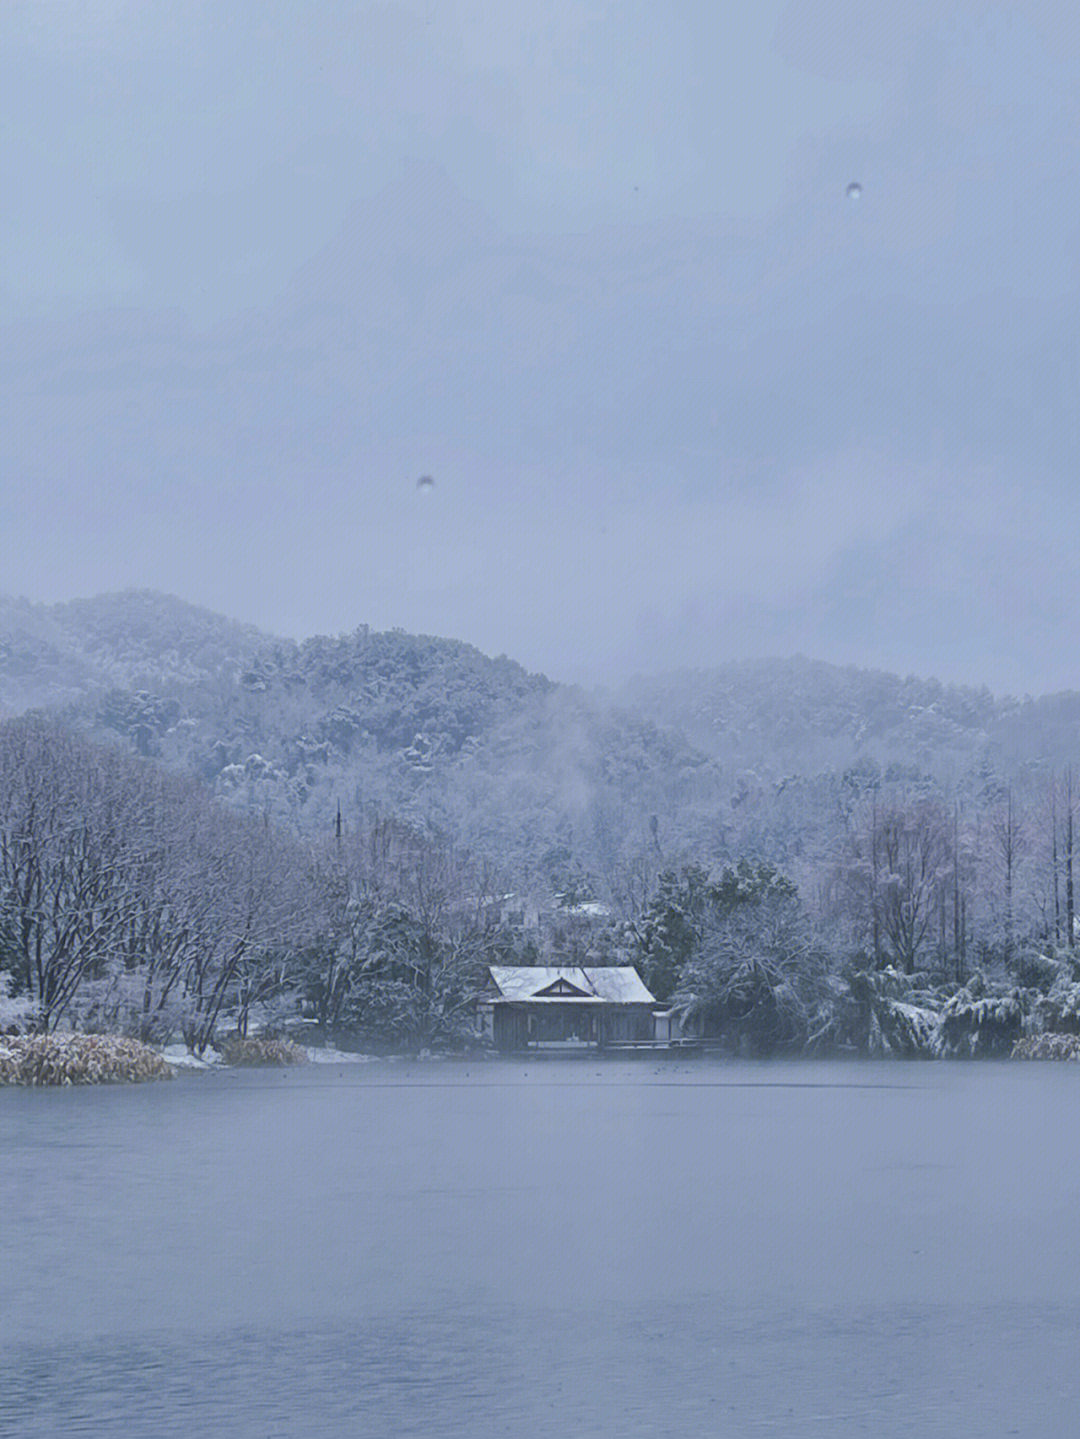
left=6, top=591, right=1080, bottom=1057
left=0, top=591, right=724, bottom=891
left=6, top=591, right=1080, bottom=907
left=621, top=659, right=1013, bottom=777
left=0, top=591, right=278, bottom=710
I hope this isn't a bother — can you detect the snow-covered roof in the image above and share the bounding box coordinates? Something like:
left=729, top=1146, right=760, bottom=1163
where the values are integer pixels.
left=487, top=966, right=656, bottom=1004
left=488, top=967, right=589, bottom=1000
left=583, top=967, right=656, bottom=1003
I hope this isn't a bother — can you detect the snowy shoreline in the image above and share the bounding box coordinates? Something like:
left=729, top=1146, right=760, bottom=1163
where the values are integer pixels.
left=0, top=1033, right=379, bottom=1085
left=5, top=1030, right=1079, bottom=1086
left=158, top=1042, right=377, bottom=1071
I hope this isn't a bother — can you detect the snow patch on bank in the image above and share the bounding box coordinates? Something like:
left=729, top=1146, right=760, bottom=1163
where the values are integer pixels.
left=159, top=1045, right=223, bottom=1070
left=304, top=1045, right=376, bottom=1064
left=157, top=1043, right=374, bottom=1068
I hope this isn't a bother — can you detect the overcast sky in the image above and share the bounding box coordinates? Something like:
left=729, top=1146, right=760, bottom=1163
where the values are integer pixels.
left=2, top=1, right=1078, bottom=693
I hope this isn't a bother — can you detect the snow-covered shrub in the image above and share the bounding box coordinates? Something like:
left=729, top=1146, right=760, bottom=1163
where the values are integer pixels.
left=1012, top=1033, right=1080, bottom=1060
left=841, top=967, right=941, bottom=1057
left=0, top=972, right=37, bottom=1034
left=870, top=999, right=940, bottom=1057
left=1035, top=973, right=1080, bottom=1035
left=1014, top=949, right=1067, bottom=993
left=671, top=881, right=831, bottom=1056
left=936, top=973, right=1026, bottom=1058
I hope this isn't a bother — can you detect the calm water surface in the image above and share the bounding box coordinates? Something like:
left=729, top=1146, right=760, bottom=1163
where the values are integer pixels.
left=2, top=1058, right=1079, bottom=1437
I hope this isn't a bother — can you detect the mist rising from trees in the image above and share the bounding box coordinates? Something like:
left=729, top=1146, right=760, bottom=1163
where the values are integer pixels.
left=6, top=593, right=1080, bottom=1057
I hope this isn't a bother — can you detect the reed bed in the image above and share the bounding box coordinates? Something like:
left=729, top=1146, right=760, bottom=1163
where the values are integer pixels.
left=0, top=1033, right=172, bottom=1085
left=1011, top=1033, right=1080, bottom=1061
left=215, top=1035, right=308, bottom=1066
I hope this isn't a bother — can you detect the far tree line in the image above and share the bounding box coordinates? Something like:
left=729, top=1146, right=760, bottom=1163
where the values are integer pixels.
left=3, top=713, right=1080, bottom=1058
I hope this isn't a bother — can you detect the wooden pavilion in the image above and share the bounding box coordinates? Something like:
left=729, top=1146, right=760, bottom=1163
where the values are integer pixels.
left=478, top=966, right=659, bottom=1051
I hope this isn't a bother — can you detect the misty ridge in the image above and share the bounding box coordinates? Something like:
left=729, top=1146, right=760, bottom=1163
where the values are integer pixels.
left=4, top=586, right=1080, bottom=1060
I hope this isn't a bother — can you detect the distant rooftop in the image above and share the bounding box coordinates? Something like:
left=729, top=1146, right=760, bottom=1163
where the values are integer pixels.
left=487, top=966, right=655, bottom=1004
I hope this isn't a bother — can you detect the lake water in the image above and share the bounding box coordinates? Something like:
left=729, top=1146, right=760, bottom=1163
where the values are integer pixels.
left=2, top=1057, right=1079, bottom=1437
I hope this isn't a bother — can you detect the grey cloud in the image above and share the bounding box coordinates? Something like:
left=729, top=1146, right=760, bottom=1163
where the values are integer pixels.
left=2, top=2, right=1078, bottom=693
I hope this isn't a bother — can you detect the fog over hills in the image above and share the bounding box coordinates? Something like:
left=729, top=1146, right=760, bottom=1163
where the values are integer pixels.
left=0, top=592, right=718, bottom=888
left=620, top=659, right=1003, bottom=777
left=0, top=590, right=279, bottom=710
left=3, top=589, right=1079, bottom=891
left=621, top=660, right=1080, bottom=783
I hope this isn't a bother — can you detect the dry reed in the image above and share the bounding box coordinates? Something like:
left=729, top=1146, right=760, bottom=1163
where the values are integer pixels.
left=215, top=1035, right=308, bottom=1066
left=0, top=1033, right=172, bottom=1085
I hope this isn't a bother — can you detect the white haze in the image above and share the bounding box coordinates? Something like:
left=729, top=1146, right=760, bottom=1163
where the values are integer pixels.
left=2, top=2, right=1078, bottom=694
